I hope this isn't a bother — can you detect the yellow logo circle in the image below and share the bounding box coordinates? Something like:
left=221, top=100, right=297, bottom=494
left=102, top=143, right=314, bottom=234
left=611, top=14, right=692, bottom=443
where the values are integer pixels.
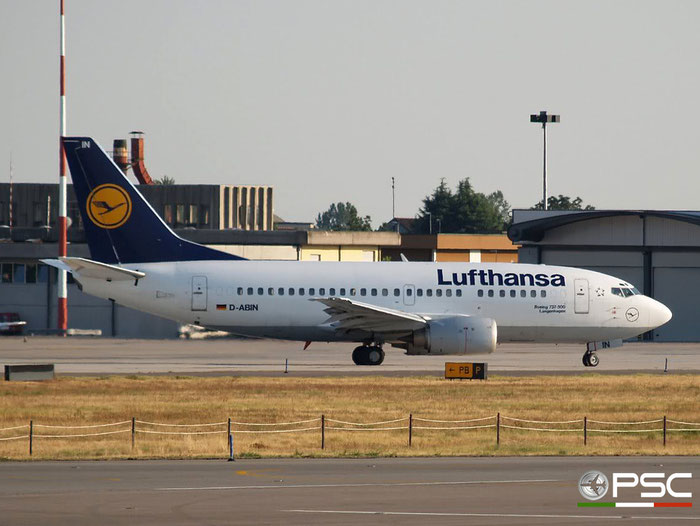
left=86, top=184, right=132, bottom=229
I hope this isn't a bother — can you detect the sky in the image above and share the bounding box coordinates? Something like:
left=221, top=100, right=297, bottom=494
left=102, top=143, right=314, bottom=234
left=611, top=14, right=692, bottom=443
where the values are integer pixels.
left=2, top=0, right=700, bottom=226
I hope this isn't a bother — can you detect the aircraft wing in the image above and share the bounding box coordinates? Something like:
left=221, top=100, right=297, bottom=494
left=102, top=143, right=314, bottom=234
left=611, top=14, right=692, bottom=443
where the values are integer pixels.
left=41, top=257, right=145, bottom=282
left=313, top=297, right=427, bottom=334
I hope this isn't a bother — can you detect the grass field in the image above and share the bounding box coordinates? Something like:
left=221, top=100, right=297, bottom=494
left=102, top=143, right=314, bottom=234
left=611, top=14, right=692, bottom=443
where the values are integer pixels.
left=0, top=374, right=698, bottom=460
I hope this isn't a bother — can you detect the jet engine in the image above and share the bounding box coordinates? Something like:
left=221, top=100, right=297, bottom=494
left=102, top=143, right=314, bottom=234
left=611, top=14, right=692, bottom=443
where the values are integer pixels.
left=404, top=315, right=497, bottom=355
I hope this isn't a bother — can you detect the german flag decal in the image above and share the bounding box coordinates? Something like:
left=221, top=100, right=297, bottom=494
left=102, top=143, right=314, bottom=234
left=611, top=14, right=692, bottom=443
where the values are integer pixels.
left=216, top=304, right=227, bottom=311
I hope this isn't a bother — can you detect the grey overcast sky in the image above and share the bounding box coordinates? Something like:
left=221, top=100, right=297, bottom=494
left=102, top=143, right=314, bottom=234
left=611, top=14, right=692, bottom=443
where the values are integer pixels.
left=1, top=1, right=699, bottom=225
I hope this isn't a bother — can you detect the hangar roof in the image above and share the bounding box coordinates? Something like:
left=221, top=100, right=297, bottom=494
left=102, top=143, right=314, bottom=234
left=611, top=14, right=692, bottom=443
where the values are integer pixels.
left=508, top=210, right=700, bottom=243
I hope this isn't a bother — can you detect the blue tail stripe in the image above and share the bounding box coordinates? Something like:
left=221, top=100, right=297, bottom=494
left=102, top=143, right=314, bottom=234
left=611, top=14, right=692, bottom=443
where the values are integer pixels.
left=63, top=137, right=245, bottom=264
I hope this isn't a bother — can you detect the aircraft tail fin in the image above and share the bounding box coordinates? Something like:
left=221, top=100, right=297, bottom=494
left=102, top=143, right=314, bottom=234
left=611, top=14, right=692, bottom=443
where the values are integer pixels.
left=62, top=137, right=244, bottom=264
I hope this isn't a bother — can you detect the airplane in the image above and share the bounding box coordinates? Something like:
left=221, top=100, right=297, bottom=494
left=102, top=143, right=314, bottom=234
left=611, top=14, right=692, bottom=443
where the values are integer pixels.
left=43, top=137, right=673, bottom=367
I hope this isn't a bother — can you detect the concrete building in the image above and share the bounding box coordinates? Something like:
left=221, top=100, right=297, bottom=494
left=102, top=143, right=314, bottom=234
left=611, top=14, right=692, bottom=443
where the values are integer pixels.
left=382, top=234, right=519, bottom=263
left=0, top=183, right=274, bottom=231
left=509, top=209, right=700, bottom=341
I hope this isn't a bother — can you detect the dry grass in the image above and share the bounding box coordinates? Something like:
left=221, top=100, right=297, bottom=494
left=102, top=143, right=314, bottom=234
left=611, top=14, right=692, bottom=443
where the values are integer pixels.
left=0, top=374, right=697, bottom=460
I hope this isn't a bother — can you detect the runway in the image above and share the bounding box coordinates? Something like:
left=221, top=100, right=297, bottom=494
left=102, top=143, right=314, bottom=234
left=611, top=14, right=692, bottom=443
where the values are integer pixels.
left=0, top=336, right=698, bottom=375
left=0, top=457, right=697, bottom=525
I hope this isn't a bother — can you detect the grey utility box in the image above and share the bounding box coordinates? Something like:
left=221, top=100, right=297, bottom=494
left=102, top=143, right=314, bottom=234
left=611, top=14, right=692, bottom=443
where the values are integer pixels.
left=4, top=364, right=55, bottom=381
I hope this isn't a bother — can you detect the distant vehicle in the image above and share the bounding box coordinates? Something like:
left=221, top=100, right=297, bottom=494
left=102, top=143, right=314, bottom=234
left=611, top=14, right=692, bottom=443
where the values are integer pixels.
left=44, top=137, right=672, bottom=367
left=0, top=313, right=26, bottom=335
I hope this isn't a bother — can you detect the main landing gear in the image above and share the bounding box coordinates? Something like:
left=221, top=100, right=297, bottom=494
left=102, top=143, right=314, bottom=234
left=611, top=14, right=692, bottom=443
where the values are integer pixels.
left=352, top=345, right=385, bottom=366
left=582, top=351, right=599, bottom=367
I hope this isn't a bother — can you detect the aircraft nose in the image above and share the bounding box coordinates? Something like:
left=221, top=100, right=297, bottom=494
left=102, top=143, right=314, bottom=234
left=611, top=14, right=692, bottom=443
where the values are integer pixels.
left=650, top=299, right=672, bottom=329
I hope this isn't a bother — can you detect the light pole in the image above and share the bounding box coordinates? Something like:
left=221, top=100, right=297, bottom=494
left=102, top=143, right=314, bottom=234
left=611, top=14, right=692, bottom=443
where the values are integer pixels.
left=530, top=111, right=560, bottom=211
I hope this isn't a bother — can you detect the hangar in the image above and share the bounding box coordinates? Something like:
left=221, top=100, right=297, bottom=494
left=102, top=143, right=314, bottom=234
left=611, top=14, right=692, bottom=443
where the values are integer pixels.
left=509, top=209, right=700, bottom=342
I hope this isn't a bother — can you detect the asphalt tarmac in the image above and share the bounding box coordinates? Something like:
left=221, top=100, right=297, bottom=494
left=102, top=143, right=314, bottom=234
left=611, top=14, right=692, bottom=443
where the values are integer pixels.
left=0, top=336, right=698, bottom=376
left=0, top=457, right=697, bottom=525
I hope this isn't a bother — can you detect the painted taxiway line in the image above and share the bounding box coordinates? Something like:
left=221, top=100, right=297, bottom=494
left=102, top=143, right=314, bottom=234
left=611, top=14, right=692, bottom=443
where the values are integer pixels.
left=285, top=509, right=700, bottom=521
left=157, top=478, right=560, bottom=491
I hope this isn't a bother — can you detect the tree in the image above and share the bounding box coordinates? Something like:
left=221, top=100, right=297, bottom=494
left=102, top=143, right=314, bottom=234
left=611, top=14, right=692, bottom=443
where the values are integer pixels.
left=414, top=178, right=508, bottom=234
left=154, top=175, right=176, bottom=185
left=532, top=195, right=595, bottom=211
left=316, top=202, right=372, bottom=231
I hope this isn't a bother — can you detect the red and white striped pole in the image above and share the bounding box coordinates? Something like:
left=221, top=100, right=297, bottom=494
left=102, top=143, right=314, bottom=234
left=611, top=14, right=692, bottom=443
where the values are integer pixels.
left=58, top=0, right=68, bottom=333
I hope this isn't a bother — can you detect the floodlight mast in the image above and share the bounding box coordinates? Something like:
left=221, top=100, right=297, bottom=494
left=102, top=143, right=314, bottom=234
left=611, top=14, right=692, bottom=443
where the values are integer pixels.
left=530, top=111, right=560, bottom=211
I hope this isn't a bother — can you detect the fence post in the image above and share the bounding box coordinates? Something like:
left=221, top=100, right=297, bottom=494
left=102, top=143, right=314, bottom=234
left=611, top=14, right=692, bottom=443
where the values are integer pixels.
left=131, top=417, right=135, bottom=451
left=663, top=415, right=667, bottom=447
left=584, top=416, right=587, bottom=446
left=409, top=414, right=412, bottom=447
left=496, top=413, right=500, bottom=446
left=227, top=417, right=233, bottom=461
left=29, top=420, right=33, bottom=456
left=321, top=414, right=325, bottom=450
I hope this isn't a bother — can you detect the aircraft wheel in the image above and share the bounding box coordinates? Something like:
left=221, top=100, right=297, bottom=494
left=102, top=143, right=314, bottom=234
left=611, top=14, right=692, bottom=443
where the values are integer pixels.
left=366, top=347, right=385, bottom=366
left=588, top=352, right=599, bottom=367
left=352, top=346, right=367, bottom=365
left=582, top=353, right=590, bottom=367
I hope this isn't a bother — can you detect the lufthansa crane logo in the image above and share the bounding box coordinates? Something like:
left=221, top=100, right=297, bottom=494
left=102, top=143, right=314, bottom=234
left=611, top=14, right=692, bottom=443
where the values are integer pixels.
left=625, top=307, right=640, bottom=323
left=86, top=184, right=132, bottom=229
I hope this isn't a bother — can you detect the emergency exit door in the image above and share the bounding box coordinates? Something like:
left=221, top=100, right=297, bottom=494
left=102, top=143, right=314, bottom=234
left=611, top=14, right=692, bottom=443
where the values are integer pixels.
left=191, top=276, right=208, bottom=311
left=574, top=279, right=589, bottom=314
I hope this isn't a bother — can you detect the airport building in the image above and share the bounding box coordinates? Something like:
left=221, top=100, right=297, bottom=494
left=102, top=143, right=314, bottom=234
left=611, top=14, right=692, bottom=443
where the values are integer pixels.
left=509, top=209, right=700, bottom=341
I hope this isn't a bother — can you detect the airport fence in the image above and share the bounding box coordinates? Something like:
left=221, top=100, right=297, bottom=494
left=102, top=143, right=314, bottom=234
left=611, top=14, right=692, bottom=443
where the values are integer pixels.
left=0, top=413, right=698, bottom=457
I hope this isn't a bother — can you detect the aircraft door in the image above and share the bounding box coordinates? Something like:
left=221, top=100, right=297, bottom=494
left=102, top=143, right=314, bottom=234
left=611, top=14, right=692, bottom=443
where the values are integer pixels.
left=403, top=284, right=416, bottom=306
left=191, top=276, right=208, bottom=311
left=574, top=279, right=589, bottom=314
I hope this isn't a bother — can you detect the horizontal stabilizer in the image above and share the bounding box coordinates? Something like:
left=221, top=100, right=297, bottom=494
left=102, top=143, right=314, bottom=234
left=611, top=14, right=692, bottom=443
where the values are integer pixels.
left=41, top=257, right=145, bottom=282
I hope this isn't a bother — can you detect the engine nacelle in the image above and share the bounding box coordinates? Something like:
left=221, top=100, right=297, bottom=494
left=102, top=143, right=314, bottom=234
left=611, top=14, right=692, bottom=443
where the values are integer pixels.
left=406, top=315, right=497, bottom=355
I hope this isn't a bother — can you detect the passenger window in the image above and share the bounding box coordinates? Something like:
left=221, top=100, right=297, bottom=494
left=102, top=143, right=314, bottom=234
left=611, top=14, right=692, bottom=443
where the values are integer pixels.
left=446, top=289, right=452, bottom=297
left=257, top=287, right=263, bottom=295
left=329, top=288, right=336, bottom=296
left=340, top=288, right=346, bottom=296
left=488, top=290, right=494, bottom=297
left=247, top=287, right=253, bottom=295
left=319, top=287, right=326, bottom=295
left=278, top=287, right=285, bottom=296
left=360, top=288, right=366, bottom=296
left=499, top=290, right=505, bottom=297
left=426, top=289, right=433, bottom=297
left=350, top=288, right=356, bottom=296
left=237, top=287, right=243, bottom=295
left=371, top=288, right=377, bottom=296
left=299, top=288, right=305, bottom=296
left=530, top=290, right=536, bottom=298
left=268, top=287, right=275, bottom=295
left=520, top=290, right=526, bottom=298
left=289, top=288, right=295, bottom=296
left=394, top=288, right=400, bottom=296
left=456, top=290, right=462, bottom=297
left=417, top=289, right=423, bottom=297
left=309, top=288, right=315, bottom=296
left=478, top=290, right=484, bottom=297
left=510, top=290, right=516, bottom=298
left=541, top=290, right=546, bottom=297
left=382, top=289, right=388, bottom=296
left=436, top=289, right=443, bottom=297
left=406, top=288, right=413, bottom=296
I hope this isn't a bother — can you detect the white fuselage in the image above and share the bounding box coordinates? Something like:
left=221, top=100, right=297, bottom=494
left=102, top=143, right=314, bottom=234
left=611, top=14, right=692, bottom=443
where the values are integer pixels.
left=76, top=261, right=671, bottom=346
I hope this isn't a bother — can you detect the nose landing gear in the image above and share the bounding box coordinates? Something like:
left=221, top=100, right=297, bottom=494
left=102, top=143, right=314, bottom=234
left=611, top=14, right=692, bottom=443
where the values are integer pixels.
left=352, top=345, right=385, bottom=366
left=582, top=351, right=599, bottom=367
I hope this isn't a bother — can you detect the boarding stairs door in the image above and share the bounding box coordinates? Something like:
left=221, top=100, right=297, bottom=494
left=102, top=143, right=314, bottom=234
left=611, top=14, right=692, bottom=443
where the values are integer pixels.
left=191, top=276, right=208, bottom=311
left=574, top=279, right=589, bottom=314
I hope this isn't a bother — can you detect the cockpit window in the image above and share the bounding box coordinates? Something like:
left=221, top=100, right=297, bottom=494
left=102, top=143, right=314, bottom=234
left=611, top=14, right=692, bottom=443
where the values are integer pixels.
left=611, top=286, right=639, bottom=297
